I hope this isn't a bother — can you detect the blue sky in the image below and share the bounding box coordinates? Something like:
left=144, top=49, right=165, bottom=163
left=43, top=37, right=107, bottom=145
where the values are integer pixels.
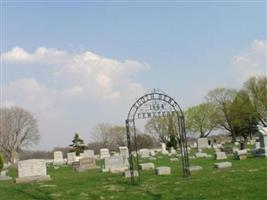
left=1, top=1, right=266, bottom=150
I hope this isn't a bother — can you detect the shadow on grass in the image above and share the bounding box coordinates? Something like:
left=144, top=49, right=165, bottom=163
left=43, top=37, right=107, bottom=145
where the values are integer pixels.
left=16, top=188, right=54, bottom=200
left=145, top=190, right=162, bottom=200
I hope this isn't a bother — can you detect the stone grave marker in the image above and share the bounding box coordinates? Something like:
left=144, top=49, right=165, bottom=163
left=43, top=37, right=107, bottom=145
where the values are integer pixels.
left=161, top=143, right=168, bottom=154
left=234, top=149, right=248, bottom=160
left=119, top=146, right=129, bottom=158
left=67, top=152, right=76, bottom=165
left=0, top=170, right=12, bottom=181
left=103, top=156, right=128, bottom=173
left=189, top=165, right=203, bottom=172
left=53, top=151, right=65, bottom=166
left=214, top=161, right=232, bottom=169
left=139, top=163, right=155, bottom=171
left=155, top=166, right=171, bottom=175
left=100, top=148, right=110, bottom=159
left=16, top=159, right=51, bottom=183
left=195, top=152, right=208, bottom=158
left=215, top=152, right=227, bottom=160
left=253, top=126, right=267, bottom=157
left=124, top=170, right=139, bottom=178
left=139, top=149, right=150, bottom=158
left=197, top=138, right=209, bottom=149
left=74, top=157, right=98, bottom=172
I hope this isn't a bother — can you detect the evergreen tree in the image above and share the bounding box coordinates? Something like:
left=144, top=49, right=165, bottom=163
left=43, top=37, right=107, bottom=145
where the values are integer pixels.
left=69, top=133, right=86, bottom=156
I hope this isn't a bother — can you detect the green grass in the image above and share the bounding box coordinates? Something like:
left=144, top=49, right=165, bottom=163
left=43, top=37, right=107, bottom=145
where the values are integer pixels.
left=0, top=154, right=266, bottom=200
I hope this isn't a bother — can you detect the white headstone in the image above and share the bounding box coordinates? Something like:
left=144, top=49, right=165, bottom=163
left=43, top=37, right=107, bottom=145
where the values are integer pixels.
left=119, top=146, right=129, bottom=158
left=255, top=142, right=260, bottom=149
left=195, top=152, right=208, bottom=158
left=197, top=138, right=209, bottom=149
left=100, top=148, right=110, bottom=159
left=139, top=149, right=150, bottom=158
left=155, top=166, right=171, bottom=175
left=189, top=165, right=203, bottom=172
left=53, top=151, right=65, bottom=166
left=161, top=143, right=168, bottom=154
left=254, top=125, right=267, bottom=157
left=214, top=161, right=232, bottom=169
left=16, top=159, right=51, bottom=183
left=67, top=152, right=76, bottom=164
left=139, top=162, right=155, bottom=171
left=103, top=156, right=128, bottom=173
left=215, top=152, right=227, bottom=160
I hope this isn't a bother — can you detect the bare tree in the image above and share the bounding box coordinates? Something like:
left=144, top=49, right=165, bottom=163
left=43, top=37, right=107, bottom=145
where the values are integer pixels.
left=0, top=107, right=39, bottom=163
left=90, top=123, right=112, bottom=147
left=145, top=117, right=169, bottom=143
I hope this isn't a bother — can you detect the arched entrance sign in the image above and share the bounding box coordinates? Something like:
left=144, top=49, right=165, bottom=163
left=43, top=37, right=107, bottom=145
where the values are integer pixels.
left=125, top=89, right=190, bottom=184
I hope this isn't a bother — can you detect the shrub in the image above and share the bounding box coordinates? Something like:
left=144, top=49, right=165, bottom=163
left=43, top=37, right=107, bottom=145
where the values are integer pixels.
left=0, top=153, right=4, bottom=172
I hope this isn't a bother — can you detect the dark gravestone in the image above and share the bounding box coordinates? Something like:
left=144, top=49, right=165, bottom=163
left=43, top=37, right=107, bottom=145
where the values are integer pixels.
left=74, top=158, right=99, bottom=172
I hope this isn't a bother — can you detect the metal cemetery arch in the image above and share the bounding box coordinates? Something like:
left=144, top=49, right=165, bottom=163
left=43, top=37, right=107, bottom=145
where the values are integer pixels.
left=125, top=89, right=190, bottom=184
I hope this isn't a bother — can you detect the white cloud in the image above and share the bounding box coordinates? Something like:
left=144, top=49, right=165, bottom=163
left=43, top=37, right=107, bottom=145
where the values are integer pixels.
left=2, top=46, right=69, bottom=64
left=230, top=39, right=266, bottom=82
left=2, top=47, right=150, bottom=149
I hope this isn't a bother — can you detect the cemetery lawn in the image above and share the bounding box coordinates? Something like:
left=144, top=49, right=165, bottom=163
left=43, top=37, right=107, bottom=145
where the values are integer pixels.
left=1, top=155, right=267, bottom=200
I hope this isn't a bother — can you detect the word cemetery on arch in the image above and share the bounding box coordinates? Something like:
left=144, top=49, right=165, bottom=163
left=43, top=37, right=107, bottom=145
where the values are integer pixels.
left=128, top=90, right=183, bottom=121
left=125, top=89, right=190, bottom=184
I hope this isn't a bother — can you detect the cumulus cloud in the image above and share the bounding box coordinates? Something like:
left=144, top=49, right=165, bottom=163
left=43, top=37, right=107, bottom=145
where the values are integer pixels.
left=2, top=46, right=69, bottom=64
left=2, top=46, right=149, bottom=100
left=2, top=47, right=150, bottom=149
left=230, top=39, right=266, bottom=82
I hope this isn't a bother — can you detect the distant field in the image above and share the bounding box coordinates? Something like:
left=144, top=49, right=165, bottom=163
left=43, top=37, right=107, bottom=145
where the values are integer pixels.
left=1, top=152, right=267, bottom=200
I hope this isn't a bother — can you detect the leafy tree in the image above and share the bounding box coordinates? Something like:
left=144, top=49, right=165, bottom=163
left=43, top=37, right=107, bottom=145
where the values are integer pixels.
left=185, top=102, right=219, bottom=138
left=69, top=133, right=86, bottom=156
left=206, top=88, right=237, bottom=142
left=229, top=90, right=258, bottom=146
left=244, top=76, right=267, bottom=127
left=0, top=153, right=3, bottom=172
left=0, top=107, right=39, bottom=164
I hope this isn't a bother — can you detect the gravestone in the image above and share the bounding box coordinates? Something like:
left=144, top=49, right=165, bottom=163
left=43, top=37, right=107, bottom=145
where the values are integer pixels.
left=67, top=152, right=76, bottom=165
left=189, top=165, right=203, bottom=172
left=124, top=170, right=139, bottom=178
left=84, top=150, right=95, bottom=158
left=197, top=138, right=209, bottom=149
left=255, top=142, right=260, bottom=149
left=214, top=161, right=232, bottom=169
left=150, top=149, right=156, bottom=156
left=195, top=152, right=208, bottom=158
left=53, top=151, right=65, bottom=166
left=103, top=156, right=128, bottom=173
left=139, top=149, right=150, bottom=158
left=139, top=163, right=155, bottom=171
left=161, top=143, right=168, bottom=154
left=170, top=147, right=176, bottom=155
left=234, top=149, right=248, bottom=160
left=74, top=157, right=98, bottom=172
left=254, top=126, right=267, bottom=157
left=100, top=148, right=110, bottom=159
left=0, top=170, right=12, bottom=181
left=155, top=166, right=171, bottom=175
left=215, top=152, right=227, bottom=160
left=16, top=159, right=51, bottom=183
left=119, top=146, right=129, bottom=158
